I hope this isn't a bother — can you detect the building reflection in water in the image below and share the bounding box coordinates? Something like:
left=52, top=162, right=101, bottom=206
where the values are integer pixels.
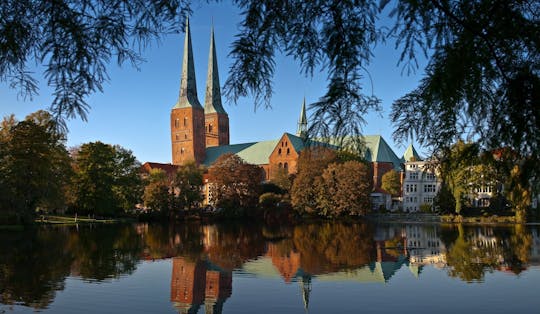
left=167, top=223, right=540, bottom=312
left=170, top=257, right=232, bottom=314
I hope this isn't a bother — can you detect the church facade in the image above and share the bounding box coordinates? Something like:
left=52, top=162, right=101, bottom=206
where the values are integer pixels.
left=144, top=19, right=426, bottom=209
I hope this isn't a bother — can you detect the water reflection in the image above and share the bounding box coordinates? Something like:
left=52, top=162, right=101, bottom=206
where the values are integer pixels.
left=1, top=222, right=539, bottom=312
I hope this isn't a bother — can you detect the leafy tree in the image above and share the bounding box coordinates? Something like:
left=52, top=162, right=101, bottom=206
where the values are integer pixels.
left=143, top=169, right=171, bottom=214
left=70, top=142, right=142, bottom=217
left=315, top=161, right=372, bottom=217
left=433, top=183, right=456, bottom=214
left=438, top=140, right=480, bottom=214
left=270, top=167, right=293, bottom=193
left=172, top=161, right=204, bottom=212
left=0, top=1, right=190, bottom=127
left=207, top=153, right=263, bottom=211
left=291, top=147, right=337, bottom=214
left=2, top=1, right=536, bottom=184
left=0, top=111, right=71, bottom=223
left=381, top=169, right=401, bottom=196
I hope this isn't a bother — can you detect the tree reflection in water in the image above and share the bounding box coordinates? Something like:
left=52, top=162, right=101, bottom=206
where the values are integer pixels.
left=0, top=222, right=538, bottom=311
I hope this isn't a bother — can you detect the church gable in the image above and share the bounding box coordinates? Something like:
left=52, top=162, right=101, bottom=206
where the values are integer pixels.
left=268, top=133, right=302, bottom=179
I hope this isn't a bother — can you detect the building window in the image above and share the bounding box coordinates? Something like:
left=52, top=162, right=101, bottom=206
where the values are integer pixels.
left=409, top=172, right=418, bottom=180
left=285, top=141, right=288, bottom=147
left=185, top=134, right=188, bottom=139
left=209, top=124, right=213, bottom=133
left=424, top=184, right=435, bottom=193
left=184, top=117, right=187, bottom=126
left=278, top=162, right=283, bottom=168
left=175, top=119, right=179, bottom=128
left=175, top=134, right=179, bottom=140
left=286, top=148, right=290, bottom=155
left=278, top=148, right=282, bottom=155
left=284, top=162, right=288, bottom=171
left=180, top=147, right=185, bottom=154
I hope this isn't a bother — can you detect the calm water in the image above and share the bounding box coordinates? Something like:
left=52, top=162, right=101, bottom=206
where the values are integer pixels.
left=1, top=221, right=539, bottom=313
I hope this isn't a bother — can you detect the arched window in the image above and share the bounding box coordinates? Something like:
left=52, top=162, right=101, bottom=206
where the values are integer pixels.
left=278, top=148, right=282, bottom=155
left=209, top=124, right=213, bottom=133
left=285, top=141, right=288, bottom=147
left=181, top=147, right=185, bottom=154
left=284, top=162, right=288, bottom=172
left=175, top=119, right=179, bottom=128
left=278, top=162, right=283, bottom=168
left=286, top=148, right=290, bottom=155
left=184, top=117, right=187, bottom=126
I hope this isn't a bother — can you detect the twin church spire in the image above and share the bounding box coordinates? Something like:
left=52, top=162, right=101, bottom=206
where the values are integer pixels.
left=175, top=17, right=224, bottom=114
left=171, top=18, right=229, bottom=165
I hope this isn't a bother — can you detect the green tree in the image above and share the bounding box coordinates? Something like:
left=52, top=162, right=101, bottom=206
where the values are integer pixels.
left=2, top=1, right=536, bottom=188
left=172, top=161, right=204, bottom=212
left=207, top=153, right=263, bottom=211
left=315, top=161, right=372, bottom=217
left=438, top=140, right=480, bottom=214
left=0, top=111, right=71, bottom=223
left=433, top=183, right=456, bottom=214
left=381, top=169, right=401, bottom=196
left=71, top=142, right=142, bottom=217
left=143, top=169, right=171, bottom=215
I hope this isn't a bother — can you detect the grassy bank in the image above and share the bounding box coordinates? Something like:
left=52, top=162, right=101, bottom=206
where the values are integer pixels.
left=35, top=215, right=128, bottom=225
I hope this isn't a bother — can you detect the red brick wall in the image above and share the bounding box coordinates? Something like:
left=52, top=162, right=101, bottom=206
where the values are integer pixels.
left=268, top=136, right=299, bottom=180
left=371, top=162, right=395, bottom=189
left=170, top=257, right=206, bottom=306
left=205, top=112, right=230, bottom=147
left=171, top=107, right=206, bottom=165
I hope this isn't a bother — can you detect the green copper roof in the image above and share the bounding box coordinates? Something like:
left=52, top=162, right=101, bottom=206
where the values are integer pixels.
left=402, top=143, right=422, bottom=162
left=174, top=16, right=203, bottom=109
left=236, top=140, right=279, bottom=165
left=203, top=140, right=278, bottom=166
left=204, top=25, right=227, bottom=115
left=296, top=98, right=307, bottom=137
left=363, top=135, right=402, bottom=170
left=285, top=132, right=306, bottom=152
left=203, top=142, right=256, bottom=166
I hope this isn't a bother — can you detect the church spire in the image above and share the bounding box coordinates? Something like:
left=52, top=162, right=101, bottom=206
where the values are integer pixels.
left=297, top=98, right=308, bottom=137
left=204, top=24, right=226, bottom=114
left=174, top=16, right=202, bottom=109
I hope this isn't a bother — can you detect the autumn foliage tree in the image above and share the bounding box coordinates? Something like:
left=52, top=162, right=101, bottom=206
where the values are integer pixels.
left=316, top=161, right=372, bottom=217
left=291, top=147, right=337, bottom=214
left=291, top=147, right=372, bottom=217
left=207, top=153, right=263, bottom=212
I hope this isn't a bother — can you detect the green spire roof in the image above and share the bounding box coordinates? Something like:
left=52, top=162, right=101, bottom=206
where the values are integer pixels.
left=173, top=16, right=203, bottom=109
left=296, top=98, right=307, bottom=137
left=204, top=25, right=227, bottom=114
left=402, top=143, right=421, bottom=162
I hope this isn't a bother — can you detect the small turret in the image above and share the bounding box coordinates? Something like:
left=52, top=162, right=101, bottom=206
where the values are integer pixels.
left=296, top=98, right=308, bottom=138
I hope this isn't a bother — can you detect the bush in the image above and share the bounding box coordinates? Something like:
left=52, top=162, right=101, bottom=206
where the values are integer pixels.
left=259, top=193, right=282, bottom=209
left=420, top=203, right=432, bottom=213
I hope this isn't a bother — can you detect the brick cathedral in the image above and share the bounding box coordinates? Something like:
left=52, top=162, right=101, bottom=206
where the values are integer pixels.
left=141, top=18, right=419, bottom=196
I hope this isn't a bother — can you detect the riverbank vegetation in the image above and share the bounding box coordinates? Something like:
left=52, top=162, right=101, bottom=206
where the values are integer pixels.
left=1, top=111, right=538, bottom=226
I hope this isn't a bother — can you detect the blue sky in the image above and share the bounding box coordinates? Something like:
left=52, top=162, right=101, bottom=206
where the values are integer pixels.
left=0, top=2, right=427, bottom=164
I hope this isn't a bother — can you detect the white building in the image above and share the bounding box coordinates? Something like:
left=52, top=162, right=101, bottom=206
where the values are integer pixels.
left=402, top=160, right=441, bottom=212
